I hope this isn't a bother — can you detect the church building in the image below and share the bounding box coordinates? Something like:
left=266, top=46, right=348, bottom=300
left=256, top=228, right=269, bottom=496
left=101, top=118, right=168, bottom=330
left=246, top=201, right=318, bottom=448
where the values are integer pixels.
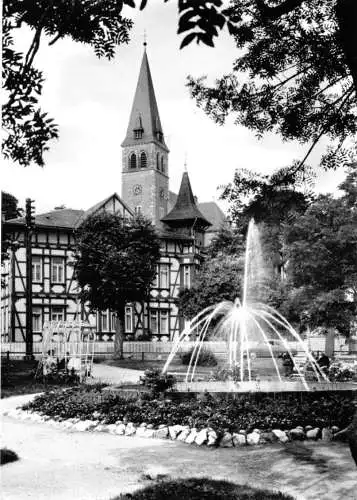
left=1, top=47, right=226, bottom=344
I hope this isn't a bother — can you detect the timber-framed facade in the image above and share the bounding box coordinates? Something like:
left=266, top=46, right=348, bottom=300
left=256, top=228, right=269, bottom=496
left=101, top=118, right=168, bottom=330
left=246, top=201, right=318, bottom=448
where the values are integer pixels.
left=1, top=46, right=226, bottom=344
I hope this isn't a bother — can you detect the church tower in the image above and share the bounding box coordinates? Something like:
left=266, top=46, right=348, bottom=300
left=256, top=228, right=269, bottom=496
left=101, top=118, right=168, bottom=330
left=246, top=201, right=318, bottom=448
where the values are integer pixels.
left=121, top=46, right=169, bottom=226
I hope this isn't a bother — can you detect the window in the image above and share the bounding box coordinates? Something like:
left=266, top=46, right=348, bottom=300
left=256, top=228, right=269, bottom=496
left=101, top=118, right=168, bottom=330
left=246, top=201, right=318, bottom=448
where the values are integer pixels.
left=160, top=310, right=169, bottom=335
left=183, top=265, right=190, bottom=289
left=51, top=257, right=65, bottom=283
left=129, top=153, right=137, bottom=169
left=159, top=264, right=169, bottom=289
left=101, top=311, right=108, bottom=331
left=32, top=307, right=42, bottom=332
left=152, top=265, right=159, bottom=287
left=161, top=156, right=164, bottom=173
left=140, top=152, right=147, bottom=169
left=111, top=313, right=117, bottom=332
left=150, top=310, right=158, bottom=335
left=134, top=129, right=143, bottom=139
left=51, top=306, right=65, bottom=322
left=156, top=152, right=160, bottom=170
left=125, top=306, right=133, bottom=333
left=134, top=206, right=142, bottom=215
left=150, top=309, right=169, bottom=335
left=32, top=256, right=42, bottom=282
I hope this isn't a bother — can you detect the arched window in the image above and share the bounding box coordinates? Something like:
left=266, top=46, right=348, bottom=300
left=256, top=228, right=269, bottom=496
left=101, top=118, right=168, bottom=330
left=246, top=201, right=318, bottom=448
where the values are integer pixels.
left=140, top=152, right=147, bottom=169
left=156, top=153, right=160, bottom=170
left=161, top=156, right=165, bottom=173
left=129, top=153, right=137, bottom=169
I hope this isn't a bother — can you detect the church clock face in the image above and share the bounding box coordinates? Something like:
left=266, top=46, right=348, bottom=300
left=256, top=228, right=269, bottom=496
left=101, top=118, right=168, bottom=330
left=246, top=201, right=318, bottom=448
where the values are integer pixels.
left=159, top=187, right=168, bottom=200
left=133, top=184, right=142, bottom=195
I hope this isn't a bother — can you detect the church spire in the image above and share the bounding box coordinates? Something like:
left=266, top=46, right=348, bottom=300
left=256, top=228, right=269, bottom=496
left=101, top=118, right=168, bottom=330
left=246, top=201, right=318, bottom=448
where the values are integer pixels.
left=121, top=48, right=168, bottom=151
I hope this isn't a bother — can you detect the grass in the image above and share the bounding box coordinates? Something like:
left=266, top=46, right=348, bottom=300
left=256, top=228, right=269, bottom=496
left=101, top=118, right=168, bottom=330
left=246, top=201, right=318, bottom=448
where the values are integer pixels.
left=113, top=477, right=295, bottom=500
left=1, top=358, right=79, bottom=398
left=0, top=448, right=19, bottom=465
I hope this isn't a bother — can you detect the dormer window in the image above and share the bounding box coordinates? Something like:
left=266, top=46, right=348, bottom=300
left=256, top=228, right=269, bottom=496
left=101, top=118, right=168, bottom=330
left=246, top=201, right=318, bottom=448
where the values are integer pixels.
left=134, top=114, right=144, bottom=140
left=134, top=129, right=143, bottom=139
left=140, top=152, right=147, bottom=169
left=156, top=131, right=163, bottom=142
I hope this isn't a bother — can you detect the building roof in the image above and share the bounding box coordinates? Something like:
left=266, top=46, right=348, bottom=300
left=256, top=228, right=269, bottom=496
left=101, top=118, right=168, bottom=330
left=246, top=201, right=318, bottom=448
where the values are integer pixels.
left=121, top=49, right=168, bottom=151
left=74, top=193, right=133, bottom=228
left=6, top=208, right=84, bottom=230
left=168, top=192, right=226, bottom=231
left=161, top=171, right=211, bottom=228
left=198, top=201, right=227, bottom=232
left=5, top=194, right=134, bottom=231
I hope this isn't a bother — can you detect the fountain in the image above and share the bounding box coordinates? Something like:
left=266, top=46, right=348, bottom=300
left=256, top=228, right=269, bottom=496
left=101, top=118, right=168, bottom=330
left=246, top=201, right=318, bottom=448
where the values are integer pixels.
left=163, top=220, right=354, bottom=393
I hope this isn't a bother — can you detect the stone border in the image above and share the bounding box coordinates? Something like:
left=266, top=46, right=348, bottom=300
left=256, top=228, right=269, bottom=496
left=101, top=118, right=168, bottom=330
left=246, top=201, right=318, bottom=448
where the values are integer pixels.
left=2, top=407, right=338, bottom=448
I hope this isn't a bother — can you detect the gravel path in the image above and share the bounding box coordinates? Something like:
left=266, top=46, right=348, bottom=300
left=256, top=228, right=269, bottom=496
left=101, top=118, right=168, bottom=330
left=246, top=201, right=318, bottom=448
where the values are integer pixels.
left=1, top=394, right=356, bottom=500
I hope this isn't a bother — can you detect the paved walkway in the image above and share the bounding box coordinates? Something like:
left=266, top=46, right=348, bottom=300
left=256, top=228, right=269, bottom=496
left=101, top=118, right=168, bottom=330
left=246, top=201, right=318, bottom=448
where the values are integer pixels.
left=90, top=363, right=144, bottom=385
left=1, top=394, right=356, bottom=500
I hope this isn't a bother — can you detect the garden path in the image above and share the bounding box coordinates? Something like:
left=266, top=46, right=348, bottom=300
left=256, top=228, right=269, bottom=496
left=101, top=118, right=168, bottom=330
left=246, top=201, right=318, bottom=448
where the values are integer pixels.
left=1, top=394, right=356, bottom=500
left=90, top=363, right=144, bottom=385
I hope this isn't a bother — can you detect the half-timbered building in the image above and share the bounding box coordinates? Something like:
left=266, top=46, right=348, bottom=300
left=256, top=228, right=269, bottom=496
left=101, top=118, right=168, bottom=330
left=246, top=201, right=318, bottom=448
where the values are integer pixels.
left=1, top=46, right=226, bottom=344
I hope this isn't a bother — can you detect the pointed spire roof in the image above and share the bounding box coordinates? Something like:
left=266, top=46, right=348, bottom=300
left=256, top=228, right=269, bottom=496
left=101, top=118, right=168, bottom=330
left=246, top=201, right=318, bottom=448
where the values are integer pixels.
left=161, top=171, right=211, bottom=228
left=121, top=48, right=168, bottom=151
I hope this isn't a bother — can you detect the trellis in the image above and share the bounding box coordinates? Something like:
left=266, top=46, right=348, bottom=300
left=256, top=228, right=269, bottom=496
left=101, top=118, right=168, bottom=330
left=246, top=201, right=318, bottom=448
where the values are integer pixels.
left=39, top=320, right=95, bottom=382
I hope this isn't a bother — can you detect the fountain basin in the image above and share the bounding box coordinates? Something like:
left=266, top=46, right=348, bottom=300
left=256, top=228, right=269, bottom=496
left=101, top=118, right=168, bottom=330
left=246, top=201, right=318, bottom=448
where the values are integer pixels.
left=175, top=380, right=357, bottom=393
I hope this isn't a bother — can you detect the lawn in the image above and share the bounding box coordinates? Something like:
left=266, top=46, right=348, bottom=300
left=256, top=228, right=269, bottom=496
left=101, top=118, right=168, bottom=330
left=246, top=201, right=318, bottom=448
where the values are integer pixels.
left=96, top=357, right=285, bottom=380
left=114, top=477, right=294, bottom=500
left=1, top=358, right=79, bottom=398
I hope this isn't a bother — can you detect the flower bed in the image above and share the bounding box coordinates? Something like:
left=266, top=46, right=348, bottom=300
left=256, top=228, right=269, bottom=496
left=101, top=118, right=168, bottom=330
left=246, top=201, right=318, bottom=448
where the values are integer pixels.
left=22, top=386, right=355, bottom=435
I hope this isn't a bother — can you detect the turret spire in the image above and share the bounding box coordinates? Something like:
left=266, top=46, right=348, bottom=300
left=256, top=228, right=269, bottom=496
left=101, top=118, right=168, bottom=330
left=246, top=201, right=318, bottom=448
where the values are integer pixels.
left=161, top=171, right=211, bottom=229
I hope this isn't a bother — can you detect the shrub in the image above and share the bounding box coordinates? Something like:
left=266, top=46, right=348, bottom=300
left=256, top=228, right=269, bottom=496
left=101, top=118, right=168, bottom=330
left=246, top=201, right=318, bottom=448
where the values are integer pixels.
left=140, top=369, right=176, bottom=395
left=1, top=449, right=19, bottom=465
left=181, top=347, right=217, bottom=367
left=329, top=361, right=356, bottom=382
left=209, top=366, right=241, bottom=382
left=114, top=477, right=295, bottom=500
left=23, top=385, right=356, bottom=435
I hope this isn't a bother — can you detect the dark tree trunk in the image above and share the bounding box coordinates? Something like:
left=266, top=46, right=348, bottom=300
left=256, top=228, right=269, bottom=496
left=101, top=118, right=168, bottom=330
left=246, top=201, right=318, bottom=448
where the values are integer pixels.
left=335, top=0, right=357, bottom=95
left=114, top=305, right=125, bottom=359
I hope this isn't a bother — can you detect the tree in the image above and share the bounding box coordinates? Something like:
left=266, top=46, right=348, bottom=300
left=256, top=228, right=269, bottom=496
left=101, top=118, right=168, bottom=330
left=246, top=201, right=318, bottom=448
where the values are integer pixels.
left=2, top=0, right=134, bottom=167
left=186, top=0, right=357, bottom=176
left=1, top=191, right=23, bottom=262
left=220, top=165, right=313, bottom=279
left=283, top=191, right=357, bottom=335
left=178, top=255, right=244, bottom=320
left=73, top=211, right=161, bottom=357
left=206, top=225, right=245, bottom=259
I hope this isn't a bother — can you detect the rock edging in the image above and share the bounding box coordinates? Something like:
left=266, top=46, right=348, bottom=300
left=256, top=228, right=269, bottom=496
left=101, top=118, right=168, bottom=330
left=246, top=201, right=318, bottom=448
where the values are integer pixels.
left=2, top=408, right=338, bottom=448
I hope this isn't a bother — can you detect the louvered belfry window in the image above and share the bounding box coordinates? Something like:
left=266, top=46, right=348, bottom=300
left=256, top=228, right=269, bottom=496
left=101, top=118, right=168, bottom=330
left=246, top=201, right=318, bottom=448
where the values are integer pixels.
left=140, top=152, right=147, bottom=169
left=129, top=153, right=137, bottom=169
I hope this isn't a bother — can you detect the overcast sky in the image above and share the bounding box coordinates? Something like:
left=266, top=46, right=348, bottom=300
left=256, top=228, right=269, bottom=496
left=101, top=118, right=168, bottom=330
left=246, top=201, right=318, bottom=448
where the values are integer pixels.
left=2, top=1, right=346, bottom=215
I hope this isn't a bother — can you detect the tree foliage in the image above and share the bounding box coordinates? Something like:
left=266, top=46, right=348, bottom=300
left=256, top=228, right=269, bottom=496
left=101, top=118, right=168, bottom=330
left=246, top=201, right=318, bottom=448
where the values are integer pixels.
left=73, top=211, right=160, bottom=355
left=2, top=0, right=134, bottom=166
left=4, top=1, right=357, bottom=171
left=282, top=169, right=357, bottom=334
left=187, top=0, right=357, bottom=175
left=178, top=255, right=244, bottom=320
left=1, top=191, right=23, bottom=263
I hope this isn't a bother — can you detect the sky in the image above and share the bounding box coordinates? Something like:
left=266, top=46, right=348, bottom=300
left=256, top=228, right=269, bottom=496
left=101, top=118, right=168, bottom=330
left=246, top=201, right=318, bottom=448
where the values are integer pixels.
left=1, top=0, right=347, bottom=215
